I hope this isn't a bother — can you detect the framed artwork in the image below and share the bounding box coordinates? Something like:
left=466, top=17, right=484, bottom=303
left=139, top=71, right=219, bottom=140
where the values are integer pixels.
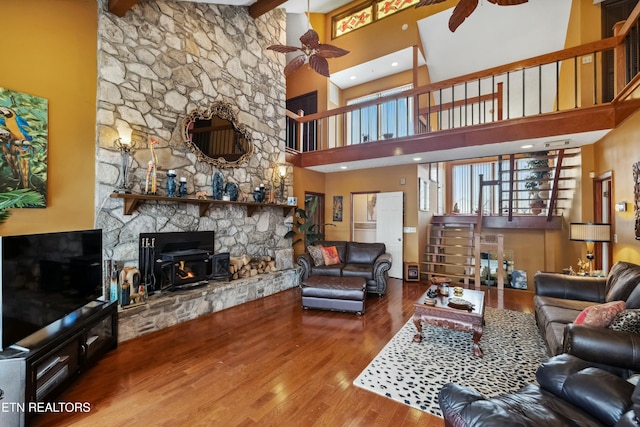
left=287, top=196, right=298, bottom=206
left=0, top=87, right=48, bottom=203
left=634, top=161, right=640, bottom=240
left=333, top=195, right=343, bottom=221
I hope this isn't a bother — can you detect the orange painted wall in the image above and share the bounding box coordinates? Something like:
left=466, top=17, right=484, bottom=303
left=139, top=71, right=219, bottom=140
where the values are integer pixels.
left=286, top=0, right=445, bottom=106
left=0, top=0, right=97, bottom=236
left=322, top=164, right=421, bottom=264
left=594, top=110, right=640, bottom=265
left=323, top=0, right=451, bottom=72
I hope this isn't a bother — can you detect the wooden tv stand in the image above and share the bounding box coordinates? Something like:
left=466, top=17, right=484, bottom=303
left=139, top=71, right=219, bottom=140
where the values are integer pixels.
left=0, top=300, right=118, bottom=426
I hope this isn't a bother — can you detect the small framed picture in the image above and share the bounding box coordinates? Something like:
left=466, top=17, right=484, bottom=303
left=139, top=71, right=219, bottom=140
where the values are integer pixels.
left=287, top=196, right=297, bottom=206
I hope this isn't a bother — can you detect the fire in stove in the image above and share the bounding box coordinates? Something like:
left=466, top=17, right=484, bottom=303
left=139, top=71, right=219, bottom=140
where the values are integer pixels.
left=177, top=261, right=196, bottom=279
left=159, top=248, right=211, bottom=290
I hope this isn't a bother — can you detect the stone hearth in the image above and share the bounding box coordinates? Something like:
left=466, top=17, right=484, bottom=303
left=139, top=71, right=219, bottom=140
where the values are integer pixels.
left=118, top=268, right=299, bottom=342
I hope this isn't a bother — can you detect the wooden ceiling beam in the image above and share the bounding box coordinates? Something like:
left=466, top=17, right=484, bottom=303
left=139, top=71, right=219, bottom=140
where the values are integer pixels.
left=249, top=0, right=287, bottom=19
left=108, top=0, right=139, bottom=17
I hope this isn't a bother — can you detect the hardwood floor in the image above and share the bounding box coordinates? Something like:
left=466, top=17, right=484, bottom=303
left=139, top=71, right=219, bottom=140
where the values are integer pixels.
left=33, top=279, right=534, bottom=427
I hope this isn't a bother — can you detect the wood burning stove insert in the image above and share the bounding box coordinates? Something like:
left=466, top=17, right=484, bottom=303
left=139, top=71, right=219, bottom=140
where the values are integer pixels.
left=139, top=231, right=229, bottom=292
left=159, top=248, right=211, bottom=290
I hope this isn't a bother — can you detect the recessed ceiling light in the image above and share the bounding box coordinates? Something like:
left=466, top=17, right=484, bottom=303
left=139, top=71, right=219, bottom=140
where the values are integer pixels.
left=350, top=76, right=356, bottom=80
left=413, top=157, right=422, bottom=161
left=340, top=166, right=348, bottom=170
left=521, top=144, right=533, bottom=149
left=391, top=62, right=398, bottom=67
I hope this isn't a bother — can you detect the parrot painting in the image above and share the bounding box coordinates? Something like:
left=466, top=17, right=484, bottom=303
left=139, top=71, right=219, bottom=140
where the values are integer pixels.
left=0, top=106, right=33, bottom=189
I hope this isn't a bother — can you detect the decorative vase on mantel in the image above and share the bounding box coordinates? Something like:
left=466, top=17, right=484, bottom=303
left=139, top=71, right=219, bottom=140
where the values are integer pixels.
left=212, top=172, right=224, bottom=200
left=224, top=182, right=239, bottom=201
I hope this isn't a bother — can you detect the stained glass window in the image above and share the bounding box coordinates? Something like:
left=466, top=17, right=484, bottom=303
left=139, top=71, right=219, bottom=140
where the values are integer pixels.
left=333, top=0, right=420, bottom=38
left=334, top=6, right=374, bottom=38
left=377, top=0, right=420, bottom=20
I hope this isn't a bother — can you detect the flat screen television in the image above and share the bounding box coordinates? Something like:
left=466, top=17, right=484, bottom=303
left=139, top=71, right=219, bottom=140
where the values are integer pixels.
left=0, top=229, right=103, bottom=351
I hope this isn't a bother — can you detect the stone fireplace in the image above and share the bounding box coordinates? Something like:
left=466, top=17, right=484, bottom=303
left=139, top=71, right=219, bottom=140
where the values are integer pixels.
left=93, top=1, right=290, bottom=268
left=90, top=2, right=296, bottom=341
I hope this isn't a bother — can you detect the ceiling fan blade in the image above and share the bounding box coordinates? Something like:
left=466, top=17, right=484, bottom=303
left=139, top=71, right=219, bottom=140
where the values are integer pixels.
left=267, top=44, right=301, bottom=54
left=309, top=55, right=330, bottom=77
left=315, top=44, right=350, bottom=59
left=300, top=29, right=320, bottom=50
left=488, top=0, right=528, bottom=5
left=449, top=0, right=479, bottom=32
left=284, top=55, right=307, bottom=76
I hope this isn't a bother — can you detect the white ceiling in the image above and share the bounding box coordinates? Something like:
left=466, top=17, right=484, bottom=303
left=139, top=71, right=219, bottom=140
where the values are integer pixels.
left=306, top=130, right=610, bottom=173
left=418, top=0, right=573, bottom=83
left=330, top=47, right=426, bottom=90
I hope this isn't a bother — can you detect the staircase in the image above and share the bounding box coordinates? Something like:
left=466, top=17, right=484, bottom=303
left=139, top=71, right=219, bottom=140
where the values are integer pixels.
left=421, top=220, right=507, bottom=289
left=421, top=149, right=579, bottom=288
left=422, top=221, right=475, bottom=286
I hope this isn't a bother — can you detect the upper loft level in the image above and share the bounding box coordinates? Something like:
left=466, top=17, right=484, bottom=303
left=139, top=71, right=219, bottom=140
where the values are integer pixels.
left=284, top=2, right=640, bottom=173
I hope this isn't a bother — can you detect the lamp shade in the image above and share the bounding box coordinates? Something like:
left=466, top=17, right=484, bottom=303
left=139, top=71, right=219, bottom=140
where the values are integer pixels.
left=569, top=223, right=611, bottom=242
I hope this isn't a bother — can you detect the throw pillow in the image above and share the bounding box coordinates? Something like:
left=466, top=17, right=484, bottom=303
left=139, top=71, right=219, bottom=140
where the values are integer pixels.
left=574, top=300, right=626, bottom=327
left=608, top=309, right=640, bottom=334
left=321, top=246, right=341, bottom=266
left=307, top=245, right=325, bottom=266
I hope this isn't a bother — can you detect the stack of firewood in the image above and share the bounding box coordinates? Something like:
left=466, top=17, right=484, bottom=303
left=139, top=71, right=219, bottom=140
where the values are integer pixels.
left=229, top=254, right=278, bottom=280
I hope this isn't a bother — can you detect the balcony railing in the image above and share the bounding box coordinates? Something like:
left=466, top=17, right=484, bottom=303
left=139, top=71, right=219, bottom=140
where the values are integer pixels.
left=286, top=5, right=640, bottom=154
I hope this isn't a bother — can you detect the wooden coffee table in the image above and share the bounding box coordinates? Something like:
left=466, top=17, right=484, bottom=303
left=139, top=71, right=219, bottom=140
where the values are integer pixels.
left=412, top=287, right=486, bottom=357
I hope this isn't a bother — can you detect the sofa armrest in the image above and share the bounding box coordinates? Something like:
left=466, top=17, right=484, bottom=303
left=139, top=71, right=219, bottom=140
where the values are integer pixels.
left=563, top=324, right=640, bottom=373
left=438, top=383, right=485, bottom=427
left=372, top=253, right=392, bottom=296
left=373, top=252, right=392, bottom=271
left=297, top=253, right=312, bottom=281
left=534, top=272, right=607, bottom=302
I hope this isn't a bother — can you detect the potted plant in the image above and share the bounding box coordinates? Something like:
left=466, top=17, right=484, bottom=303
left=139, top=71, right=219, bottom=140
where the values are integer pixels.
left=524, top=151, right=549, bottom=214
left=285, top=196, right=324, bottom=247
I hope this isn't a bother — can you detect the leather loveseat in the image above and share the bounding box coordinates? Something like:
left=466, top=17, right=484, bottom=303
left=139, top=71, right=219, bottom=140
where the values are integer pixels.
left=534, top=261, right=640, bottom=355
left=438, top=321, right=640, bottom=427
left=296, top=240, right=392, bottom=296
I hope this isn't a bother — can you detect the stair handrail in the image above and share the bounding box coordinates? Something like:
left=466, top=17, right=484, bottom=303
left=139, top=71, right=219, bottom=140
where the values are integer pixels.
left=546, top=149, right=566, bottom=221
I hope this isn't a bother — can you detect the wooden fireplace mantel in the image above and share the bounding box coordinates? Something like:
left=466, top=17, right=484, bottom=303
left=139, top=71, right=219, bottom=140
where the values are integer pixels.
left=110, top=193, right=294, bottom=217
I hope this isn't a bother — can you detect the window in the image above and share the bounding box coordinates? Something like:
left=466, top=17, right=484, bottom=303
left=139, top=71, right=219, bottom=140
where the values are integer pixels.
left=451, top=161, right=498, bottom=214
left=346, top=85, right=413, bottom=145
left=333, top=0, right=421, bottom=38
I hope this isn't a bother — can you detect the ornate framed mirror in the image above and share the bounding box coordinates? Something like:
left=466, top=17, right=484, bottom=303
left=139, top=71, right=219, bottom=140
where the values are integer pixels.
left=181, top=101, right=253, bottom=168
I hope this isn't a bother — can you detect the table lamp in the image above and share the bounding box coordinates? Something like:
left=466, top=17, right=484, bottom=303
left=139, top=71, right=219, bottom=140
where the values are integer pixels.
left=569, top=222, right=611, bottom=275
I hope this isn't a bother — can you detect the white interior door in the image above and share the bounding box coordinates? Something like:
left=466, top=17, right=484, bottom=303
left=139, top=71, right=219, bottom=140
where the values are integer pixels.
left=376, top=191, right=403, bottom=279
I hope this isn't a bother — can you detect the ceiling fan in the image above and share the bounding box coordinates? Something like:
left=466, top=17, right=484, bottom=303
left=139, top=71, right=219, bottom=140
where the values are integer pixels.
left=267, top=0, right=349, bottom=78
left=416, top=0, right=529, bottom=32
left=267, top=29, right=349, bottom=78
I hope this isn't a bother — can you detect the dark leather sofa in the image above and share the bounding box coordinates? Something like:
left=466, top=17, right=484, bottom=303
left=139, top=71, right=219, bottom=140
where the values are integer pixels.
left=438, top=322, right=640, bottom=427
left=296, top=240, right=392, bottom=296
left=534, top=261, right=640, bottom=355
left=437, top=261, right=640, bottom=426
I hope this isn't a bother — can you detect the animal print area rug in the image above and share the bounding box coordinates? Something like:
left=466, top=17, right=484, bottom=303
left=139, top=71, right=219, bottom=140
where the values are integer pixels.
left=353, top=308, right=549, bottom=417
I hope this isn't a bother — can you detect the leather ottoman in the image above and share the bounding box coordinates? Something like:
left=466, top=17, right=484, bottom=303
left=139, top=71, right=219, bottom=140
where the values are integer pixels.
left=301, top=276, right=366, bottom=315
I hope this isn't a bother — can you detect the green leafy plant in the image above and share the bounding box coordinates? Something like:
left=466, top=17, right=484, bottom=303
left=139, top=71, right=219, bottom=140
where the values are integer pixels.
left=0, top=189, right=45, bottom=224
left=285, top=197, right=325, bottom=247
left=524, top=151, right=550, bottom=191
